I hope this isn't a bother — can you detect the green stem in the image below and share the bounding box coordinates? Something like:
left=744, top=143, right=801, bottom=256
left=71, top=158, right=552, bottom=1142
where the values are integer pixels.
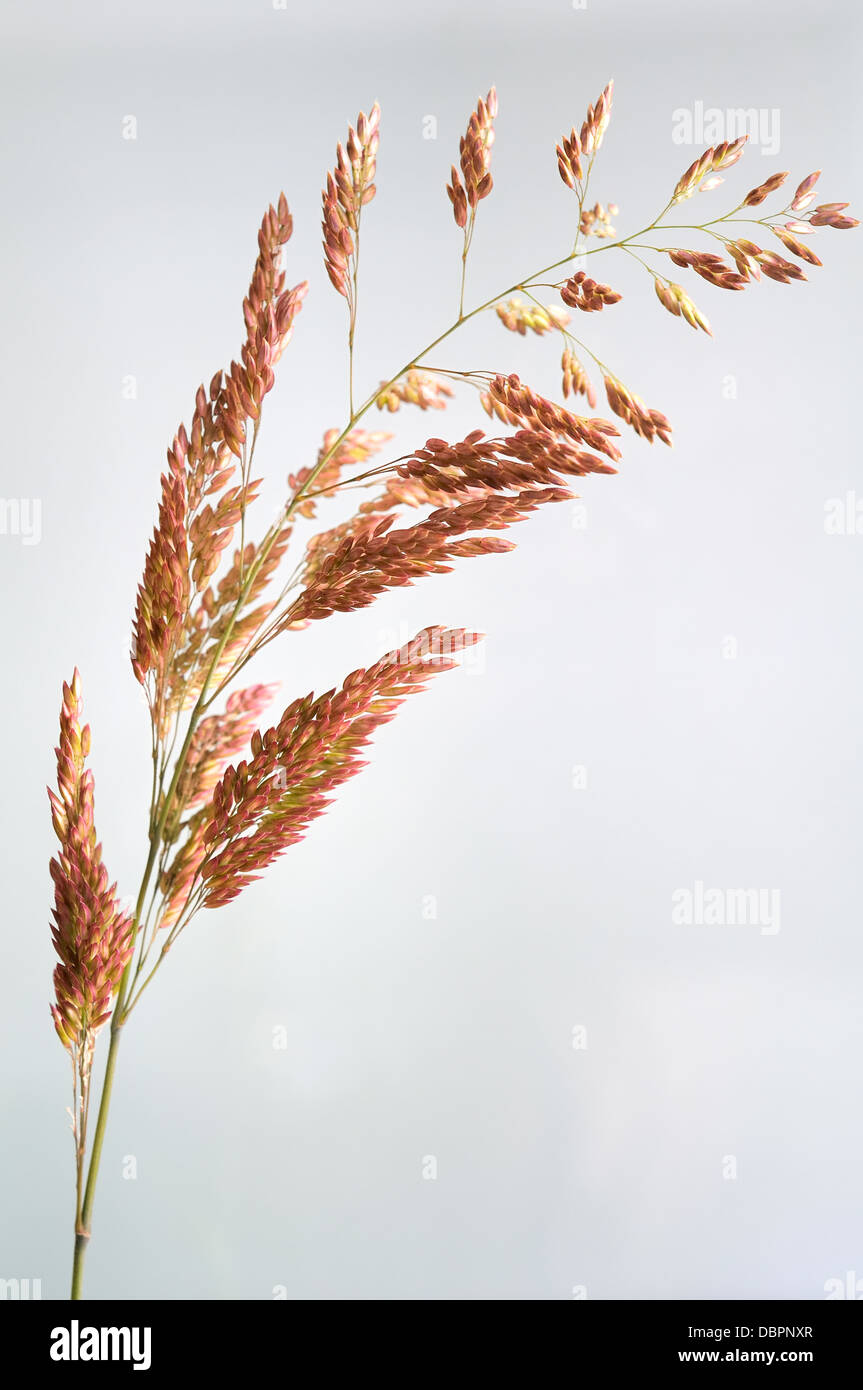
left=458, top=238, right=469, bottom=318
left=69, top=1018, right=124, bottom=1299
left=348, top=227, right=360, bottom=417
left=71, top=1234, right=89, bottom=1301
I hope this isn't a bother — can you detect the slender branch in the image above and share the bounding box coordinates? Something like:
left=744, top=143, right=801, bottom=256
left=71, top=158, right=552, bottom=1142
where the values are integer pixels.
left=70, top=1018, right=123, bottom=1299
left=348, top=224, right=360, bottom=415
left=458, top=214, right=475, bottom=318
left=238, top=413, right=263, bottom=587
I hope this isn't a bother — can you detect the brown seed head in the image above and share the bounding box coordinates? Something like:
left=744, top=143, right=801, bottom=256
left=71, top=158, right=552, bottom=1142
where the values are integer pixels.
left=653, top=278, right=712, bottom=334
left=672, top=136, right=748, bottom=203
left=742, top=171, right=789, bottom=207
left=322, top=103, right=381, bottom=296
left=49, top=672, right=134, bottom=1053
left=602, top=374, right=673, bottom=447
left=447, top=88, right=497, bottom=225
left=790, top=171, right=820, bottom=211
left=771, top=226, right=822, bottom=266
left=663, top=248, right=747, bottom=291
left=495, top=296, right=570, bottom=335
left=560, top=347, right=597, bottom=409
left=376, top=369, right=455, bottom=413
left=579, top=201, right=617, bottom=240
left=197, top=630, right=485, bottom=907
left=560, top=271, right=623, bottom=311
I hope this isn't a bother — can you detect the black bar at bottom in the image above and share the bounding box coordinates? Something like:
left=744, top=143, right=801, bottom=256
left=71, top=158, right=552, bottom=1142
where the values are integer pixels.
left=3, top=1297, right=859, bottom=1374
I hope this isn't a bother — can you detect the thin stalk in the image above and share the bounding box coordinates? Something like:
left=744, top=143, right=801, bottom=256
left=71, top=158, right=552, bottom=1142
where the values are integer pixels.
left=348, top=223, right=360, bottom=416
left=69, top=1017, right=123, bottom=1299
left=458, top=216, right=474, bottom=319
left=238, top=414, right=263, bottom=586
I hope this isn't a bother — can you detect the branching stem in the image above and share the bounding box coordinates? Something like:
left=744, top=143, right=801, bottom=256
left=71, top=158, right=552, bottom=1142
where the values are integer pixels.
left=67, top=180, right=781, bottom=1298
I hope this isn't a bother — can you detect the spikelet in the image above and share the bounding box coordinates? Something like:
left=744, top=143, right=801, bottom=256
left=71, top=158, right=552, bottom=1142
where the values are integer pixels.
left=483, top=374, right=621, bottom=461
left=653, top=278, right=712, bottom=335
left=173, top=684, right=280, bottom=819
left=671, top=137, right=748, bottom=203
left=754, top=250, right=808, bottom=284
left=771, top=227, right=822, bottom=267
left=809, top=203, right=858, bottom=229
left=300, top=468, right=470, bottom=588
left=726, top=238, right=763, bottom=282
left=579, top=201, right=618, bottom=240
left=556, top=128, right=584, bottom=190
left=663, top=248, right=748, bottom=290
left=281, top=418, right=629, bottom=627
left=133, top=194, right=306, bottom=724
left=49, top=672, right=133, bottom=1053
left=375, top=369, right=455, bottom=412
left=556, top=80, right=614, bottom=190
left=289, top=428, right=394, bottom=520
left=322, top=104, right=381, bottom=296
left=164, top=519, right=293, bottom=723
left=223, top=197, right=307, bottom=456
left=602, top=374, right=672, bottom=446
left=561, top=347, right=597, bottom=408
left=790, top=171, right=820, bottom=211
left=283, top=496, right=527, bottom=625
left=495, top=297, right=569, bottom=335
left=155, top=684, right=280, bottom=925
left=742, top=171, right=789, bottom=208
left=199, top=630, right=484, bottom=906
left=157, top=813, right=209, bottom=933
left=132, top=464, right=190, bottom=686
left=560, top=271, right=622, bottom=311
left=446, top=89, right=497, bottom=228
left=580, top=80, right=614, bottom=159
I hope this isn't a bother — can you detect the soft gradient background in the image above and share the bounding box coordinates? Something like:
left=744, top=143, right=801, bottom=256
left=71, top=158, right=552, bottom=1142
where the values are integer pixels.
left=1, top=0, right=860, bottom=1300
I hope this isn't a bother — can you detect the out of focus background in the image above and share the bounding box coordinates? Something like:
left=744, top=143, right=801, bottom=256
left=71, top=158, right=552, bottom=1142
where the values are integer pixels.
left=1, top=0, right=860, bottom=1299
